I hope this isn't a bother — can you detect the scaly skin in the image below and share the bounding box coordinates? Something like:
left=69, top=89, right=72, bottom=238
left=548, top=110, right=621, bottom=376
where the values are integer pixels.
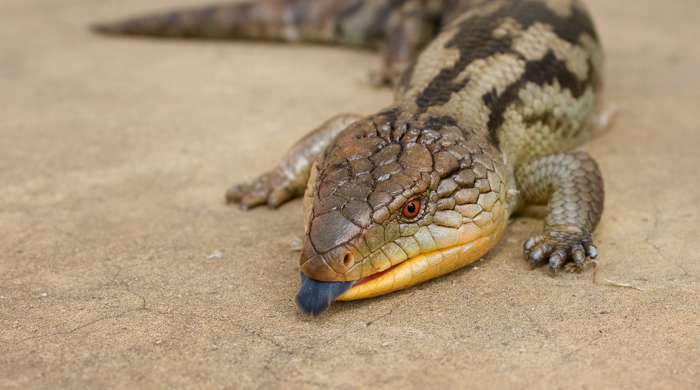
left=93, top=0, right=446, bottom=84
left=95, top=0, right=606, bottom=315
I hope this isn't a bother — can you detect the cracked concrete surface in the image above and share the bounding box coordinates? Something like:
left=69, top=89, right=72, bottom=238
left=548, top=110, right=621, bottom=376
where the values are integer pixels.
left=1, top=0, right=699, bottom=388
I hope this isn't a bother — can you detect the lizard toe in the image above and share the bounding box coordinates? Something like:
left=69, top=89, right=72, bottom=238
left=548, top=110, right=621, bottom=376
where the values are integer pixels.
left=572, top=247, right=587, bottom=264
left=268, top=187, right=295, bottom=209
left=239, top=192, right=269, bottom=211
left=586, top=244, right=599, bottom=259
left=225, top=182, right=249, bottom=203
left=227, top=168, right=300, bottom=210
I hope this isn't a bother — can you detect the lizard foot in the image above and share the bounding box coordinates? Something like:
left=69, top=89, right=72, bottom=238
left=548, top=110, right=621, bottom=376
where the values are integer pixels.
left=364, top=62, right=406, bottom=87
left=226, top=168, right=301, bottom=211
left=523, top=226, right=598, bottom=273
left=226, top=114, right=362, bottom=211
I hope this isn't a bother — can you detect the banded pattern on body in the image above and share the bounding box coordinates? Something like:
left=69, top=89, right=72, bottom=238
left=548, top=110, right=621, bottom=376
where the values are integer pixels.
left=95, top=0, right=606, bottom=316
left=297, top=0, right=603, bottom=304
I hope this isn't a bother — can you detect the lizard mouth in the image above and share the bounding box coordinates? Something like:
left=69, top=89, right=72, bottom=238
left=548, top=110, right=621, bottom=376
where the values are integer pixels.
left=295, top=261, right=405, bottom=316
left=294, top=264, right=400, bottom=316
left=350, top=263, right=398, bottom=288
left=296, top=235, right=497, bottom=315
left=337, top=243, right=478, bottom=301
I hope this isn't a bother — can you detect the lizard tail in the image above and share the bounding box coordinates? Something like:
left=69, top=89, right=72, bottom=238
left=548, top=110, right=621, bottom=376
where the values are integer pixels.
left=92, top=0, right=384, bottom=46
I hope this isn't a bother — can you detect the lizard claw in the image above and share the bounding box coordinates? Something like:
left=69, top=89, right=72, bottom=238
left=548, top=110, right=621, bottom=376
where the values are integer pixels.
left=523, top=228, right=598, bottom=272
left=226, top=168, right=301, bottom=210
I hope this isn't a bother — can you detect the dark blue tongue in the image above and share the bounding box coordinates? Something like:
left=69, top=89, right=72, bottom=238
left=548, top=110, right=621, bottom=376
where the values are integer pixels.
left=295, top=272, right=355, bottom=316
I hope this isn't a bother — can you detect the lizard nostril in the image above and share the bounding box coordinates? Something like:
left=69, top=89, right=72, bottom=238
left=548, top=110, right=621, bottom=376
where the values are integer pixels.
left=343, top=253, right=354, bottom=268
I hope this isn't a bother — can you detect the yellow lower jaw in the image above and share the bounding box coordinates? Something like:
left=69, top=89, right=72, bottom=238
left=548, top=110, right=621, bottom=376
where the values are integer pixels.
left=337, top=233, right=501, bottom=301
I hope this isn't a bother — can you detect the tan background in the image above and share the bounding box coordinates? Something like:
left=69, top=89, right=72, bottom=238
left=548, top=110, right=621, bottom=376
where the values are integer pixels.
left=1, top=0, right=699, bottom=389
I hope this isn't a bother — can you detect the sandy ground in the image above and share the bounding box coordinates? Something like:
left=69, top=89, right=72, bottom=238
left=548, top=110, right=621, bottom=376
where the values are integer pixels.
left=1, top=0, right=699, bottom=389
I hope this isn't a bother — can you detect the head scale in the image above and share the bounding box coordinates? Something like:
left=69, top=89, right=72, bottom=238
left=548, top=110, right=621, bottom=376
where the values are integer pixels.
left=299, top=109, right=506, bottom=293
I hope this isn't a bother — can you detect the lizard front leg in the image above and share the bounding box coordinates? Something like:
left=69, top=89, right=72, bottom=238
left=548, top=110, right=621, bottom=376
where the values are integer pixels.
left=226, top=114, right=362, bottom=210
left=515, top=151, right=604, bottom=271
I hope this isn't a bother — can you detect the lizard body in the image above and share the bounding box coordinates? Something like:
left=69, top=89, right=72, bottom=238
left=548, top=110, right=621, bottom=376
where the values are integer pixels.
left=96, top=0, right=605, bottom=315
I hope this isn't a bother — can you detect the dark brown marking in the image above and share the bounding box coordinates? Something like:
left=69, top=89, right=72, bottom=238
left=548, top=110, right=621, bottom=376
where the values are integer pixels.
left=412, top=0, right=599, bottom=145
left=508, top=0, right=598, bottom=43
left=425, top=115, right=459, bottom=128
left=483, top=51, right=592, bottom=143
left=415, top=12, right=513, bottom=111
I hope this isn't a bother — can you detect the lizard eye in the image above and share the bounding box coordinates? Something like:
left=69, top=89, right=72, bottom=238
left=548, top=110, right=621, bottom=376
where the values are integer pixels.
left=402, top=198, right=422, bottom=219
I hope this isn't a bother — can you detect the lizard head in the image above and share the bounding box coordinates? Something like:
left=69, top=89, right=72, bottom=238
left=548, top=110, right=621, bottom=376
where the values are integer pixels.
left=296, top=109, right=509, bottom=314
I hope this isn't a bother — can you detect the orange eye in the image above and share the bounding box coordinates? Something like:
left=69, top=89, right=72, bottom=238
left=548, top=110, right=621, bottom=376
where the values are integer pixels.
left=402, top=199, right=421, bottom=219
